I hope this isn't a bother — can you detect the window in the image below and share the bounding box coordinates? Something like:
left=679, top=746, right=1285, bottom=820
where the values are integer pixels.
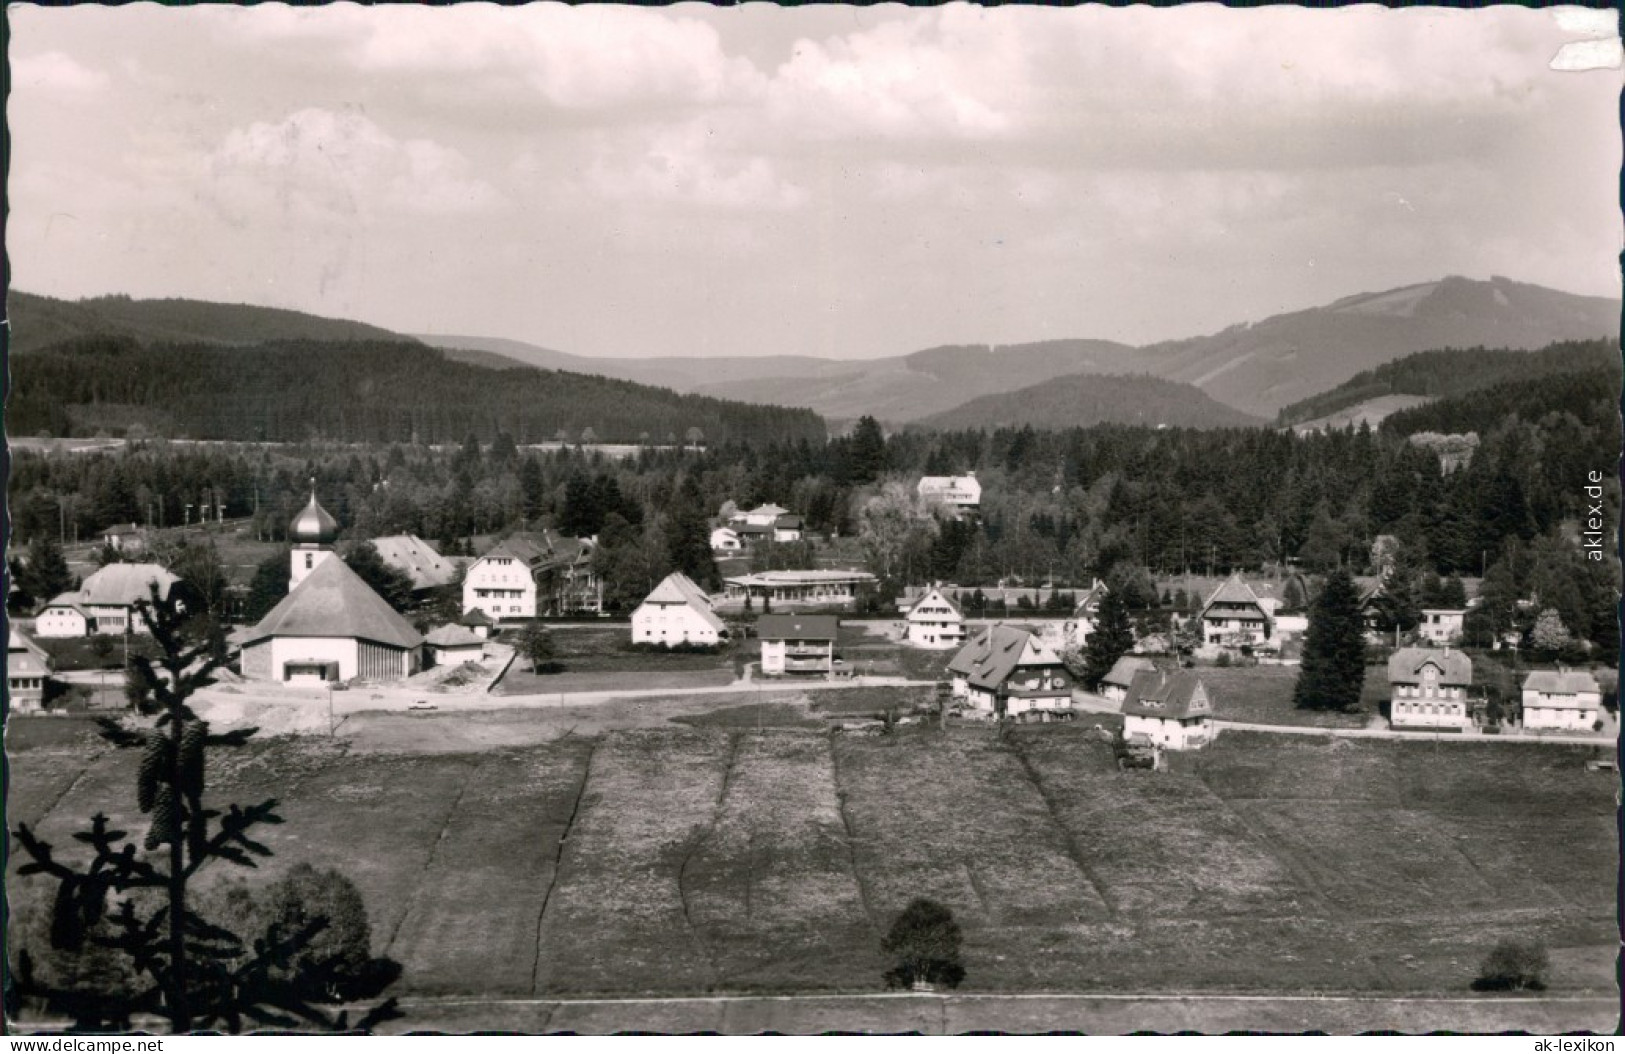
left=305, top=554, right=313, bottom=569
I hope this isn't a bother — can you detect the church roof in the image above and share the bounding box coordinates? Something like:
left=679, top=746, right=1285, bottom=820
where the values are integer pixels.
left=243, top=556, right=421, bottom=650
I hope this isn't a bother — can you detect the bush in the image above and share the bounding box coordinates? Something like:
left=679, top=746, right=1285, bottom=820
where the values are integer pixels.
left=881, top=898, right=965, bottom=991
left=1472, top=939, right=1549, bottom=991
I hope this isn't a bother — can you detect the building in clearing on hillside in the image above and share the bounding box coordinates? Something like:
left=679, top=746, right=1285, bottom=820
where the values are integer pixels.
left=35, top=563, right=185, bottom=638
left=1387, top=647, right=1472, bottom=731
left=1521, top=668, right=1603, bottom=731
left=917, top=473, right=981, bottom=515
left=240, top=491, right=423, bottom=684
left=8, top=626, right=52, bottom=712
left=757, top=614, right=840, bottom=676
left=904, top=587, right=965, bottom=649
left=632, top=572, right=728, bottom=647
left=1418, top=607, right=1467, bottom=645
left=946, top=624, right=1072, bottom=721
left=710, top=526, right=744, bottom=552
left=1121, top=669, right=1213, bottom=750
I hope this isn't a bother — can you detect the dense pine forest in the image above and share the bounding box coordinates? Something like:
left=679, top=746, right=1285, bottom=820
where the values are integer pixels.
left=7, top=337, right=827, bottom=446
left=1275, top=338, right=1618, bottom=426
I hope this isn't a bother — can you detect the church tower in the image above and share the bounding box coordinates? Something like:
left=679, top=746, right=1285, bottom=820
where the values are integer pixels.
left=289, top=483, right=339, bottom=591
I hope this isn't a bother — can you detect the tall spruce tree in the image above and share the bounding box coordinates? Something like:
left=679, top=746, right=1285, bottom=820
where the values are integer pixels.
left=1294, top=566, right=1367, bottom=712
left=666, top=475, right=719, bottom=591
left=1082, top=588, right=1135, bottom=690
left=9, top=587, right=400, bottom=1032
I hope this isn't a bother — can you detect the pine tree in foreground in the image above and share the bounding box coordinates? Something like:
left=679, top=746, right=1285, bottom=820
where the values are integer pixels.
left=1294, top=566, right=1367, bottom=712
left=8, top=586, right=400, bottom=1033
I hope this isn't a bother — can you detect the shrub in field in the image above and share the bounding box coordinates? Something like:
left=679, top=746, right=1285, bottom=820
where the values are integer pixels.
left=1472, top=940, right=1550, bottom=991
left=881, top=898, right=966, bottom=991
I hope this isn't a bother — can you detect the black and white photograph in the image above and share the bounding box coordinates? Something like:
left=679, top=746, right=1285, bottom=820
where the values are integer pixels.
left=3, top=1, right=1620, bottom=1037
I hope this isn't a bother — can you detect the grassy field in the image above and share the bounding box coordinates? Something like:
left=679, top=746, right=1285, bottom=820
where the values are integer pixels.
left=494, top=627, right=737, bottom=694
left=1193, top=664, right=1383, bottom=728
left=6, top=714, right=1615, bottom=1029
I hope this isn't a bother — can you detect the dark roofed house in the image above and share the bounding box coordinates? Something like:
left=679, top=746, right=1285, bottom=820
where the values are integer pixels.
left=758, top=614, right=840, bottom=676
left=1121, top=669, right=1213, bottom=749
left=1100, top=656, right=1157, bottom=703
left=424, top=623, right=487, bottom=667
left=946, top=624, right=1072, bottom=721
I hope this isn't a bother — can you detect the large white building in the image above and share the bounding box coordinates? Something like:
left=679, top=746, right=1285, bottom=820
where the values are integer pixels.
left=1387, top=647, right=1472, bottom=731
left=904, top=587, right=965, bottom=649
left=461, top=531, right=601, bottom=622
left=35, top=563, right=184, bottom=638
left=240, top=493, right=423, bottom=684
left=946, top=624, right=1072, bottom=720
left=916, top=474, right=981, bottom=514
left=632, top=572, right=728, bottom=647
left=1522, top=669, right=1604, bottom=731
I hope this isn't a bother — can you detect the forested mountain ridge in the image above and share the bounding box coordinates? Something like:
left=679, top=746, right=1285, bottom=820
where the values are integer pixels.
left=7, top=336, right=827, bottom=446
left=1381, top=367, right=1622, bottom=439
left=1276, top=339, right=1620, bottom=427
left=7, top=290, right=417, bottom=354
left=911, top=373, right=1266, bottom=431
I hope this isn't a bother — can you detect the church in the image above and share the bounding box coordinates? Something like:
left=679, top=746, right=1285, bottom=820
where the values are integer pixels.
left=239, top=489, right=424, bottom=684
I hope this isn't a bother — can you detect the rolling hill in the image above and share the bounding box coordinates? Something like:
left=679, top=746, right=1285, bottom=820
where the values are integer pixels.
left=911, top=373, right=1266, bottom=432
left=7, top=291, right=416, bottom=354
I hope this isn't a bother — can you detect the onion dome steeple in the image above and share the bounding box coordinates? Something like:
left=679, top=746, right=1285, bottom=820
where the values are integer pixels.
left=289, top=480, right=339, bottom=546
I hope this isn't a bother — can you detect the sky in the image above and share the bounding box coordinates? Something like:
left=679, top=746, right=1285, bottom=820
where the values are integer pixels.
left=7, top=3, right=1622, bottom=360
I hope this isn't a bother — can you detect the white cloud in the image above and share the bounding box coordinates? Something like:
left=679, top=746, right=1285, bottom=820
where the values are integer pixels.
left=205, top=108, right=503, bottom=226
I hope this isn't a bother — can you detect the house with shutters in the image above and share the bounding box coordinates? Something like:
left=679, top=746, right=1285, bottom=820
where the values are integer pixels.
left=239, top=491, right=423, bottom=684
left=1521, top=668, right=1604, bottom=732
left=1121, top=669, right=1214, bottom=750
left=946, top=624, right=1073, bottom=720
left=1199, top=574, right=1272, bottom=648
left=462, top=530, right=602, bottom=622
left=632, top=572, right=728, bottom=647
left=904, top=587, right=965, bottom=649
left=8, top=626, right=52, bottom=712
left=757, top=614, right=840, bottom=676
left=1387, top=647, right=1473, bottom=731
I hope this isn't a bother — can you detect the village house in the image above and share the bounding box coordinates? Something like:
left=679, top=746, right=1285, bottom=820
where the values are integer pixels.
left=371, top=534, right=461, bottom=595
left=1387, top=647, right=1473, bottom=731
left=916, top=473, right=981, bottom=515
left=903, top=587, right=965, bottom=649
left=946, top=624, right=1073, bottom=721
left=459, top=608, right=495, bottom=639
left=1521, top=668, right=1604, bottom=732
left=1072, top=580, right=1109, bottom=618
left=1100, top=655, right=1157, bottom=703
left=423, top=623, right=486, bottom=667
left=632, top=572, right=728, bottom=647
left=240, top=493, right=423, bottom=684
left=757, top=614, right=840, bottom=676
left=35, top=563, right=185, bottom=638
left=98, top=522, right=147, bottom=553
left=1198, top=574, right=1272, bottom=648
left=8, top=626, right=53, bottom=713
left=710, top=526, right=744, bottom=553
left=732, top=503, right=790, bottom=527
left=719, top=570, right=877, bottom=611
left=772, top=515, right=805, bottom=543
left=1418, top=607, right=1467, bottom=645
left=1121, top=669, right=1214, bottom=750
left=462, top=530, right=602, bottom=622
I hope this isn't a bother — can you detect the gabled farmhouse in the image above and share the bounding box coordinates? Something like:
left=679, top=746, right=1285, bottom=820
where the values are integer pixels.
left=946, top=624, right=1072, bottom=720
left=904, top=587, right=965, bottom=649
left=1100, top=655, right=1156, bottom=703
left=1522, top=668, right=1603, bottom=732
left=1121, top=669, right=1214, bottom=750
left=1387, top=647, right=1472, bottom=730
left=240, top=492, right=423, bottom=684
left=632, top=572, right=728, bottom=647
left=36, top=563, right=184, bottom=638
left=757, top=614, right=840, bottom=676
left=1199, top=574, right=1272, bottom=647
left=8, top=626, right=52, bottom=712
